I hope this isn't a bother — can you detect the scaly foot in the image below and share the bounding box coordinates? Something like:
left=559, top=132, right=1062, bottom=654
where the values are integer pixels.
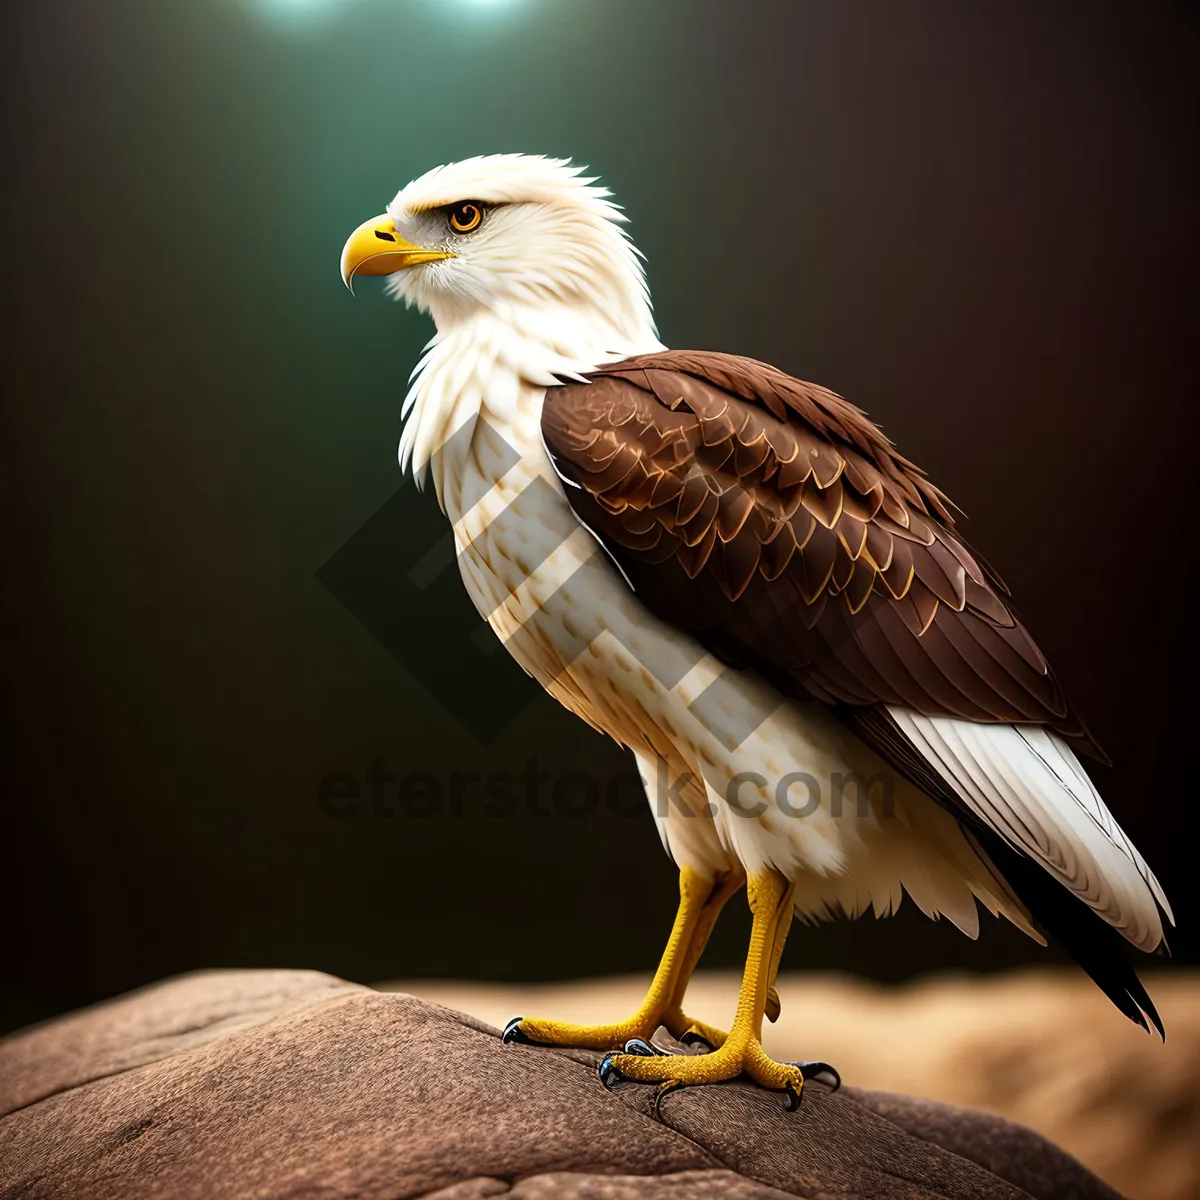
left=594, top=870, right=835, bottom=1111
left=503, top=1013, right=656, bottom=1051
left=502, top=1007, right=729, bottom=1051
left=598, top=1031, right=808, bottom=1109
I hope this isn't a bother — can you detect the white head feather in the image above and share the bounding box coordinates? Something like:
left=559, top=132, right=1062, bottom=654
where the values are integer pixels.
left=384, top=154, right=654, bottom=336
left=371, top=154, right=664, bottom=482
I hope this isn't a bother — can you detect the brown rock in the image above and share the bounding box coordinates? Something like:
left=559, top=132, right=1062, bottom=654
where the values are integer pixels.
left=0, top=970, right=1120, bottom=1199
left=396, top=971, right=1199, bottom=1198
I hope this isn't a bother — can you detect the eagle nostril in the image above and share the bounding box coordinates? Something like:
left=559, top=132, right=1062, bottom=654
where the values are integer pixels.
left=374, top=230, right=396, bottom=242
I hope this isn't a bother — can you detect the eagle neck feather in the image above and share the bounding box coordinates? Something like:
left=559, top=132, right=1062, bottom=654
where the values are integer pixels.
left=399, top=301, right=662, bottom=510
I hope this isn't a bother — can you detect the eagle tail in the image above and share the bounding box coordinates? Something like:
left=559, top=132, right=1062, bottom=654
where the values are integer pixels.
left=845, top=706, right=1171, bottom=1036
left=967, top=824, right=1165, bottom=1037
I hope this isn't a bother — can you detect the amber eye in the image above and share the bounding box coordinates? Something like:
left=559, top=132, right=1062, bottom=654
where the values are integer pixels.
left=447, top=202, right=484, bottom=234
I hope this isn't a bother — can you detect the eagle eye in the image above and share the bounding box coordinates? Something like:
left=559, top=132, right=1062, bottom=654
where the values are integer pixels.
left=447, top=202, right=484, bottom=234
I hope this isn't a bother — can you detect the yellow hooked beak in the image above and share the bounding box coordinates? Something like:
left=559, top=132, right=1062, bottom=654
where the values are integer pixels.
left=339, top=213, right=456, bottom=294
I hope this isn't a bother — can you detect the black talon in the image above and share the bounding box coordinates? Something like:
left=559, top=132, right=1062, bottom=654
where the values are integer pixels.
left=502, top=1018, right=533, bottom=1045
left=782, top=1080, right=804, bottom=1112
left=787, top=1065, right=844, bottom=1094
left=598, top=1053, right=625, bottom=1089
left=622, top=1037, right=658, bottom=1057
left=792, top=1060, right=841, bottom=1091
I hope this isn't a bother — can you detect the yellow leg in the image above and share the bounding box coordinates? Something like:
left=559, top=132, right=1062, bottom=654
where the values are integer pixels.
left=763, top=886, right=794, bottom=1024
left=660, top=868, right=744, bottom=1049
left=507, top=866, right=740, bottom=1051
left=599, top=869, right=804, bottom=1102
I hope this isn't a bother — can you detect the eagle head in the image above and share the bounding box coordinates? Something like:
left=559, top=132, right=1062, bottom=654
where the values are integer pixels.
left=339, top=153, right=655, bottom=340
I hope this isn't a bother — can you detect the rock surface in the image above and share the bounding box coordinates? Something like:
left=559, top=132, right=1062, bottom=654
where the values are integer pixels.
left=0, top=970, right=1121, bottom=1199
left=391, top=969, right=1199, bottom=1199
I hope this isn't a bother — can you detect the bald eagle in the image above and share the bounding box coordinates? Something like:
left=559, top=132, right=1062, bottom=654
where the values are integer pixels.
left=340, top=154, right=1171, bottom=1105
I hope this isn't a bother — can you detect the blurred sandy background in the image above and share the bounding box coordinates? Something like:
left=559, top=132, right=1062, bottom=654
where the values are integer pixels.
left=381, top=970, right=1199, bottom=1200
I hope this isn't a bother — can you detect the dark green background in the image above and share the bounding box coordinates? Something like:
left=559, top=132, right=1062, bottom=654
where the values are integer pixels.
left=3, top=0, right=1196, bottom=1034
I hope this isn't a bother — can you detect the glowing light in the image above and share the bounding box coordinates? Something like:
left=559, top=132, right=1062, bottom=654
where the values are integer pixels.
left=253, top=0, right=356, bottom=27
left=251, top=0, right=513, bottom=29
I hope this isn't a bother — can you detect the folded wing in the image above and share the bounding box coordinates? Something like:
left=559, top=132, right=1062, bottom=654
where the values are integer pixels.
left=541, top=350, right=1171, bottom=1033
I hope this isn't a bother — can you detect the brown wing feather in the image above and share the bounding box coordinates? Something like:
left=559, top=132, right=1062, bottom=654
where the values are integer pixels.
left=541, top=350, right=1102, bottom=758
